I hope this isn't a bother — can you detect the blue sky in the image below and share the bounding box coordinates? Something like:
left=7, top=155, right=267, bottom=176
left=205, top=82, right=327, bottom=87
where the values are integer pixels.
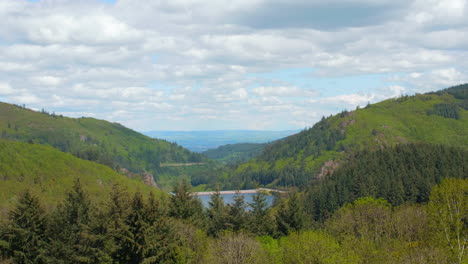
left=0, top=0, right=467, bottom=131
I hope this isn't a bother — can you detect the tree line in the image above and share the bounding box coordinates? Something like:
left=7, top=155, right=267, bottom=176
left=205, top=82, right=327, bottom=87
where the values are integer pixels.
left=1, top=176, right=466, bottom=264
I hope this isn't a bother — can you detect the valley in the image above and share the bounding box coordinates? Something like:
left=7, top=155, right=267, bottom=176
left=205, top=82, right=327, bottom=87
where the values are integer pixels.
left=0, top=84, right=466, bottom=263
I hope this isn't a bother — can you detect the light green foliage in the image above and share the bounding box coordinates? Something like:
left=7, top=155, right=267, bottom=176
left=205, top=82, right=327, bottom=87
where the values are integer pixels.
left=280, top=230, right=359, bottom=264
left=0, top=102, right=210, bottom=188
left=428, top=178, right=468, bottom=264
left=257, top=236, right=282, bottom=264
left=327, top=197, right=391, bottom=243
left=0, top=139, right=159, bottom=212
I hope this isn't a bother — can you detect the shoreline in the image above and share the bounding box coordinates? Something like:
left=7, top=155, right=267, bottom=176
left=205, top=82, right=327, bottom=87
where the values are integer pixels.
left=191, top=188, right=287, bottom=196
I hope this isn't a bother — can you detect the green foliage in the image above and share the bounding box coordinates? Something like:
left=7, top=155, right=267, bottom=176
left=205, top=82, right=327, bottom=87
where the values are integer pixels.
left=1, top=178, right=464, bottom=263
left=202, top=143, right=266, bottom=165
left=275, top=193, right=306, bottom=237
left=0, top=139, right=158, bottom=212
left=169, top=180, right=205, bottom=226
left=206, top=190, right=227, bottom=237
left=0, top=102, right=208, bottom=184
left=231, top=84, right=468, bottom=188
left=280, top=230, right=359, bottom=264
left=1, top=190, right=48, bottom=263
left=225, top=192, right=248, bottom=232
left=327, top=197, right=392, bottom=243
left=248, top=192, right=273, bottom=236
left=305, top=143, right=467, bottom=221
left=427, top=103, right=460, bottom=119
left=428, top=178, right=468, bottom=264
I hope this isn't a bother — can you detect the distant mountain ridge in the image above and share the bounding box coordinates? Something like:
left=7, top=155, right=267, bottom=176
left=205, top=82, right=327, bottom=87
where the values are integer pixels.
left=142, top=130, right=299, bottom=152
left=229, top=84, right=468, bottom=189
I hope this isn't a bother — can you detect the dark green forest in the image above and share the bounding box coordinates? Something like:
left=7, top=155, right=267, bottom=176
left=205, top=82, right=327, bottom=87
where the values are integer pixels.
left=1, top=178, right=466, bottom=263
left=202, top=143, right=267, bottom=165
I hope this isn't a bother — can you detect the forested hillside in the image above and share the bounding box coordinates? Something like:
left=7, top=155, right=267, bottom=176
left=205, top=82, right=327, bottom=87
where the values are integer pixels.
left=304, top=143, right=467, bottom=221
left=202, top=143, right=266, bottom=164
left=0, top=139, right=158, bottom=214
left=230, top=84, right=468, bottom=188
left=0, top=102, right=209, bottom=186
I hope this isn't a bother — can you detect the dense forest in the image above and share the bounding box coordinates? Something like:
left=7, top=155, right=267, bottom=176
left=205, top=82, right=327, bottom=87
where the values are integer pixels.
left=304, top=143, right=467, bottom=221
left=202, top=143, right=267, bottom=165
left=0, top=178, right=466, bottom=263
left=230, top=85, right=468, bottom=189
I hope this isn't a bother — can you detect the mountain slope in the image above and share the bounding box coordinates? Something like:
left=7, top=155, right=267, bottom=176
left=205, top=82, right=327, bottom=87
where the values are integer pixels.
left=202, top=143, right=267, bottom=164
left=230, top=84, right=468, bottom=188
left=0, top=139, right=159, bottom=215
left=0, top=102, right=208, bottom=185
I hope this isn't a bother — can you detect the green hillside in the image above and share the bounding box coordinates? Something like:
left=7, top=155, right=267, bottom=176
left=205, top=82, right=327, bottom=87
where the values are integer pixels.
left=0, top=139, right=159, bottom=215
left=230, top=84, right=468, bottom=188
left=0, top=102, right=209, bottom=186
left=202, top=143, right=266, bottom=164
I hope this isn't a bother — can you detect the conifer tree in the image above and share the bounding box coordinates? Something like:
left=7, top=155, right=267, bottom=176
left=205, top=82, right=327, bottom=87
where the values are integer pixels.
left=248, top=191, right=272, bottom=236
left=226, top=191, right=247, bottom=232
left=276, top=192, right=305, bottom=236
left=207, top=189, right=227, bottom=236
left=123, top=191, right=148, bottom=263
left=46, top=179, right=105, bottom=263
left=169, top=179, right=204, bottom=226
left=2, top=190, right=48, bottom=263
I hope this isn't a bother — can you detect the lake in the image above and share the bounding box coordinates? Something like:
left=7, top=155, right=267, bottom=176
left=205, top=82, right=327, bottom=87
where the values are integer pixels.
left=197, top=192, right=275, bottom=209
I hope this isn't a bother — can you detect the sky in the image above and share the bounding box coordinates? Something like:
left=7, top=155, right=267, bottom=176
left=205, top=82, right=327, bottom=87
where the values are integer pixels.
left=0, top=0, right=467, bottom=131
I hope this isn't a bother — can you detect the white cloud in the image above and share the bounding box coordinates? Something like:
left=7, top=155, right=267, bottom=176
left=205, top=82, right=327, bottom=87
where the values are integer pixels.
left=0, top=0, right=466, bottom=130
left=0, top=82, right=14, bottom=95
left=253, top=86, right=316, bottom=97
left=320, top=93, right=375, bottom=106
left=33, top=76, right=62, bottom=86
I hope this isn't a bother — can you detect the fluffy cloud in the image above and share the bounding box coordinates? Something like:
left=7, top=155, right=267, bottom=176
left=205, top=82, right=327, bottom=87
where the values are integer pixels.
left=0, top=82, right=14, bottom=95
left=0, top=0, right=466, bottom=131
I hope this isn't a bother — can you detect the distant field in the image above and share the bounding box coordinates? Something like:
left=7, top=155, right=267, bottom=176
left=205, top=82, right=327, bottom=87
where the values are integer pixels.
left=142, top=130, right=299, bottom=152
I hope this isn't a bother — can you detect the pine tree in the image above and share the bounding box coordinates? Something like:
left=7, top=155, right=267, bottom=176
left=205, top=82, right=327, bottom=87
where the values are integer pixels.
left=226, top=191, right=247, bottom=232
left=207, top=189, right=227, bottom=236
left=105, top=184, right=132, bottom=263
left=276, top=192, right=305, bottom=236
left=248, top=191, right=272, bottom=236
left=46, top=179, right=105, bottom=263
left=169, top=179, right=204, bottom=226
left=123, top=192, right=148, bottom=264
left=2, top=190, right=48, bottom=263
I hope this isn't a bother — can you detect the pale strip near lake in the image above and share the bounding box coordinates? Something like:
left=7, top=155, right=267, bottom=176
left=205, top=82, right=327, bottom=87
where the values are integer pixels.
left=192, top=188, right=284, bottom=208
left=197, top=193, right=275, bottom=208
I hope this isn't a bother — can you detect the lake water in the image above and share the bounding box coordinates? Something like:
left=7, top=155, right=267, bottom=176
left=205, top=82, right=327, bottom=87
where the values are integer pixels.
left=197, top=193, right=274, bottom=209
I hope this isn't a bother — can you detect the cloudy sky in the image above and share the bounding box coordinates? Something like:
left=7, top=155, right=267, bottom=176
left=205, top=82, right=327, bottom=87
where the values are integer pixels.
left=0, top=0, right=467, bottom=131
